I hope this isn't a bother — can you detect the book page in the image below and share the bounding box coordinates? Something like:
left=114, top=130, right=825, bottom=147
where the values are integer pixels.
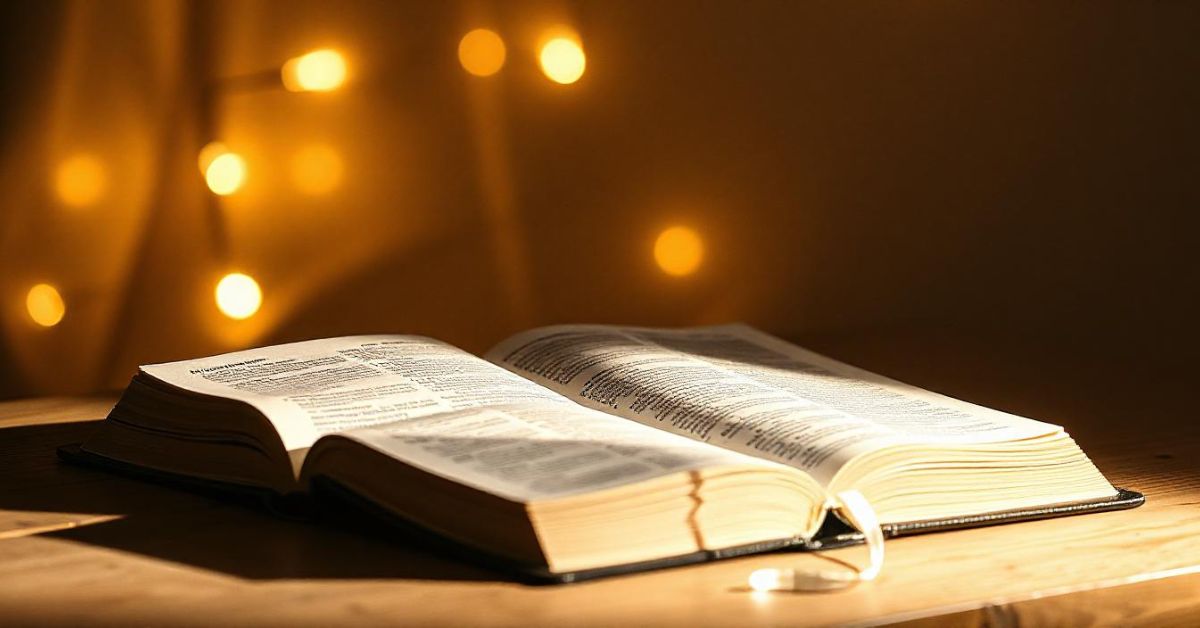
left=340, top=403, right=783, bottom=502
left=140, top=336, right=573, bottom=451
left=486, top=324, right=1061, bottom=484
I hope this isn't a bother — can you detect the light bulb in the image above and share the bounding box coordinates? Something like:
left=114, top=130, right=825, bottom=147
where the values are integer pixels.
left=54, top=154, right=106, bottom=208
left=215, top=273, right=262, bottom=320
left=539, top=36, right=586, bottom=84
left=205, top=152, right=247, bottom=196
left=282, top=49, right=347, bottom=92
left=26, top=283, right=66, bottom=327
left=197, top=142, right=229, bottom=174
left=458, top=29, right=506, bottom=77
left=654, top=226, right=704, bottom=277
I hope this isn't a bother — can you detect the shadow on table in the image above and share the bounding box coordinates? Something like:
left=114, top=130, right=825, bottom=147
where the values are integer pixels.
left=0, top=420, right=503, bottom=582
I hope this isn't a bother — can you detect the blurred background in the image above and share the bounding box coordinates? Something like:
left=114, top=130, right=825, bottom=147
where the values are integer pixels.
left=0, top=0, right=1196, bottom=399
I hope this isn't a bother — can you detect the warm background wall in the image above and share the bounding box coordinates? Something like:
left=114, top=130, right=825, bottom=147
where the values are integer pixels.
left=1, top=0, right=1196, bottom=399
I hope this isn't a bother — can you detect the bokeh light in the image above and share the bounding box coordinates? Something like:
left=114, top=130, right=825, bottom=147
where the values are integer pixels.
left=458, top=28, right=506, bottom=77
left=25, top=283, right=65, bottom=327
left=539, top=36, right=586, bottom=84
left=282, top=49, right=347, bottom=92
left=215, top=273, right=262, bottom=320
left=654, top=226, right=704, bottom=277
left=205, top=152, right=247, bottom=196
left=54, top=154, right=106, bottom=208
left=197, top=141, right=229, bottom=174
left=291, top=144, right=344, bottom=195
left=749, top=568, right=783, bottom=592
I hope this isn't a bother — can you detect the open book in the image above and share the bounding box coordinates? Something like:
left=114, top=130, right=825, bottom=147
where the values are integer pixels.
left=71, top=324, right=1141, bottom=581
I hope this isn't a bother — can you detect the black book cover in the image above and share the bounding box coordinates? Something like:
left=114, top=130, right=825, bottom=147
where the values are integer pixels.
left=57, top=443, right=1145, bottom=584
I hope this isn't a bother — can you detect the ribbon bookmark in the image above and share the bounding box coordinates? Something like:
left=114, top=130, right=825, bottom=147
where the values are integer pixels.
left=747, top=489, right=884, bottom=593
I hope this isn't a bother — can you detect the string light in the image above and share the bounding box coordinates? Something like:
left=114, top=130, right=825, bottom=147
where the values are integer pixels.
left=282, top=49, right=347, bottom=92
left=215, top=273, right=262, bottom=320
left=654, top=226, right=704, bottom=276
left=458, top=28, right=506, bottom=77
left=205, top=152, right=247, bottom=196
left=25, top=283, right=65, bottom=327
left=197, top=141, right=230, bottom=174
left=539, top=35, right=586, bottom=84
left=54, top=154, right=106, bottom=208
left=291, top=144, right=344, bottom=195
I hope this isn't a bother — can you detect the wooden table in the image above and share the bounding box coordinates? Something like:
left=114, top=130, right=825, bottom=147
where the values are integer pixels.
left=2, top=331, right=1198, bottom=626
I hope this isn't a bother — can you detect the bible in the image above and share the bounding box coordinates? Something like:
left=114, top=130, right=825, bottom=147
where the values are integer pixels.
left=67, top=324, right=1142, bottom=582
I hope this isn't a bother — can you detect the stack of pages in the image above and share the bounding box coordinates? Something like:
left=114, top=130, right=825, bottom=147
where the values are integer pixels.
left=69, top=324, right=1141, bottom=581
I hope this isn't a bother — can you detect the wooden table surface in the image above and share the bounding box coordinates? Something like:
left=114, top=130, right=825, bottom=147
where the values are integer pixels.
left=1, top=331, right=1198, bottom=626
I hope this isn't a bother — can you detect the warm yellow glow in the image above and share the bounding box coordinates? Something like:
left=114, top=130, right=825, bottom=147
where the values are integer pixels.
left=749, top=568, right=783, bottom=592
left=291, top=144, right=344, bottom=195
left=215, top=273, right=262, bottom=320
left=458, top=29, right=506, bottom=77
left=282, top=49, right=347, bottom=92
left=205, top=152, right=247, bottom=196
left=654, top=226, right=704, bottom=276
left=54, top=155, right=106, bottom=208
left=25, top=283, right=65, bottom=327
left=197, top=141, right=229, bottom=174
left=539, top=36, right=586, bottom=84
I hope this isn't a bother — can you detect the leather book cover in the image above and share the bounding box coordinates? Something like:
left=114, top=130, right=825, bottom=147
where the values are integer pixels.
left=58, top=442, right=1145, bottom=584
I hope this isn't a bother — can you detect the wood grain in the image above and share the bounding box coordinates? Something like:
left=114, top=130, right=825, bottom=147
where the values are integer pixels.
left=1, top=333, right=1197, bottom=626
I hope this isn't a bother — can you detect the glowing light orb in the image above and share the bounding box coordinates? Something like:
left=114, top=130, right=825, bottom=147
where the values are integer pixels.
left=539, top=36, right=586, bottom=84
left=282, top=49, right=347, bottom=92
left=26, top=283, right=65, bottom=327
left=205, top=152, right=247, bottom=196
left=458, top=29, right=506, bottom=77
left=291, top=144, right=344, bottom=196
left=215, top=273, right=262, bottom=320
left=654, top=226, right=704, bottom=276
left=54, top=155, right=106, bottom=208
left=197, top=141, right=230, bottom=174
